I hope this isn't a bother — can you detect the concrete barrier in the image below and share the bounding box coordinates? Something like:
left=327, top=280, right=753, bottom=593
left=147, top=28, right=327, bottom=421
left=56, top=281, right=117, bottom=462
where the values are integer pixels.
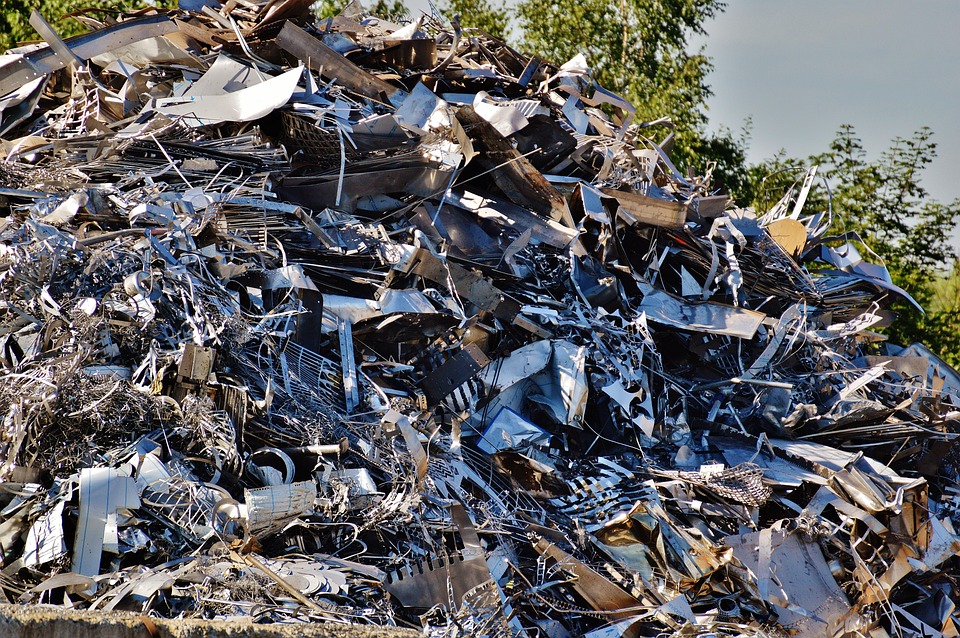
left=0, top=604, right=417, bottom=638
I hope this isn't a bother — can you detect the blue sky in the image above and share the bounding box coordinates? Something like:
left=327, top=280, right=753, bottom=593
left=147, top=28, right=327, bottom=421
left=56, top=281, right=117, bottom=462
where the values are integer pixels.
left=700, top=0, right=960, bottom=208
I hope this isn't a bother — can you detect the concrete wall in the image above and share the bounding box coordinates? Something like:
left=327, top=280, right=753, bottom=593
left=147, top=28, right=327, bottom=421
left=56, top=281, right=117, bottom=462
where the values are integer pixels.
left=0, top=604, right=418, bottom=638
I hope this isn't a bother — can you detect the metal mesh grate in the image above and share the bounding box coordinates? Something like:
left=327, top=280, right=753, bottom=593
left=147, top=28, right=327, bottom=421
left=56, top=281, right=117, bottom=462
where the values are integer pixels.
left=281, top=111, right=357, bottom=166
left=680, top=463, right=772, bottom=507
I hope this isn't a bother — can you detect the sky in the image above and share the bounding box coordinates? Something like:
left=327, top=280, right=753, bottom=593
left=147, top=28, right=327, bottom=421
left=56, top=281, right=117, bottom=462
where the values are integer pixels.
left=699, top=0, right=960, bottom=207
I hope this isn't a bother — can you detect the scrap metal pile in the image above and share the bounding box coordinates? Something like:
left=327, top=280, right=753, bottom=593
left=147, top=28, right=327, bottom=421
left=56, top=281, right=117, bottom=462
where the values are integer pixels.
left=0, top=2, right=958, bottom=637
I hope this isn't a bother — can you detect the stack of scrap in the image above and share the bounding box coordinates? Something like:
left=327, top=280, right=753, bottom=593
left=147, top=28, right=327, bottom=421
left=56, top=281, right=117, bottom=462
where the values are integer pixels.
left=0, top=2, right=957, bottom=637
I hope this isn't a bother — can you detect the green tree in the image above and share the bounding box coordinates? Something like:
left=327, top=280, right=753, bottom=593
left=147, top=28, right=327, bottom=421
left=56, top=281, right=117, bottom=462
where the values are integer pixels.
left=515, top=0, right=745, bottom=188
left=313, top=0, right=408, bottom=20
left=439, top=0, right=510, bottom=39
left=0, top=0, right=172, bottom=51
left=747, top=125, right=960, bottom=364
left=921, top=261, right=960, bottom=366
left=313, top=0, right=508, bottom=39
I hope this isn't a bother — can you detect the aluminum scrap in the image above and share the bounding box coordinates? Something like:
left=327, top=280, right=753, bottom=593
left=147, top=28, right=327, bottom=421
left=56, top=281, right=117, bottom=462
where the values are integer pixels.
left=0, top=2, right=958, bottom=638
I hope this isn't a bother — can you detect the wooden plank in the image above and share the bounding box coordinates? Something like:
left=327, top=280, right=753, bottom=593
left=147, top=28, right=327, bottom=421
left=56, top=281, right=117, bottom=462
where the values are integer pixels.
left=275, top=21, right=408, bottom=106
left=174, top=19, right=235, bottom=47
left=600, top=187, right=687, bottom=229
left=456, top=105, right=573, bottom=227
left=410, top=249, right=520, bottom=321
left=767, top=218, right=807, bottom=258
left=534, top=538, right=646, bottom=633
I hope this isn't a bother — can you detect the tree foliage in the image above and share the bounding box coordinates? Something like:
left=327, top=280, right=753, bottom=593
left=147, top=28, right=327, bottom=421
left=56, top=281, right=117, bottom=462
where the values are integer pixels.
left=516, top=0, right=745, bottom=185
left=439, top=0, right=509, bottom=39
left=746, top=126, right=960, bottom=364
left=312, top=0, right=408, bottom=20
left=0, top=0, right=173, bottom=52
left=517, top=0, right=719, bottom=124
left=313, top=0, right=509, bottom=40
left=919, top=260, right=960, bottom=366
